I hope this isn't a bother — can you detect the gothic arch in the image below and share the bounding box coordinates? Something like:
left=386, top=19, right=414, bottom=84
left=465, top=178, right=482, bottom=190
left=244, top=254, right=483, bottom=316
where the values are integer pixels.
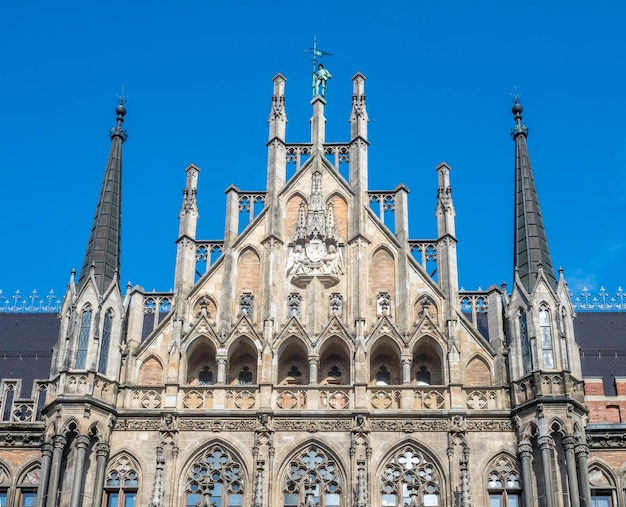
left=184, top=335, right=219, bottom=386
left=192, top=294, right=218, bottom=320
left=375, top=440, right=445, bottom=507
left=483, top=453, right=523, bottom=507
left=276, top=336, right=310, bottom=385
left=318, top=335, right=352, bottom=386
left=104, top=452, right=142, bottom=507
left=371, top=246, right=396, bottom=294
left=236, top=247, right=261, bottom=298
left=465, top=354, right=492, bottom=386
left=325, top=192, right=348, bottom=241
left=137, top=354, right=164, bottom=385
left=369, top=337, right=402, bottom=386
left=0, top=460, right=11, bottom=487
left=15, top=459, right=42, bottom=493
left=277, top=441, right=347, bottom=507
left=226, top=336, right=259, bottom=386
left=285, top=192, right=309, bottom=241
left=179, top=440, right=251, bottom=507
left=413, top=294, right=439, bottom=323
left=62, top=417, right=82, bottom=436
left=411, top=335, right=445, bottom=386
left=548, top=418, right=567, bottom=437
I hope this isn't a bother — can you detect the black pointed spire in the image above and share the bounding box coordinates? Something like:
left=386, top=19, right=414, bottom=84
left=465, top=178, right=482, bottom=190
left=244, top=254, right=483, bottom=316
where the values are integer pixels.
left=511, top=95, right=557, bottom=292
left=77, top=96, right=127, bottom=293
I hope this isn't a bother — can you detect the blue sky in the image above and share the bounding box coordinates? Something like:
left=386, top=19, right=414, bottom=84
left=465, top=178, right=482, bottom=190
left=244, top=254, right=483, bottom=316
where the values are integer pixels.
left=1, top=1, right=625, bottom=303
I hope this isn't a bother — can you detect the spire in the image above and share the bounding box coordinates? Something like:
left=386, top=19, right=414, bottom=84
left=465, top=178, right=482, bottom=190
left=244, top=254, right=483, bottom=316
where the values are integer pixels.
left=511, top=95, right=557, bottom=292
left=77, top=96, right=127, bottom=293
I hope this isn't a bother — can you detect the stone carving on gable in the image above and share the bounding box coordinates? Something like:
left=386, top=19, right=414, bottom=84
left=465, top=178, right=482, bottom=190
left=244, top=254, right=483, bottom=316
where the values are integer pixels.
left=287, top=172, right=344, bottom=288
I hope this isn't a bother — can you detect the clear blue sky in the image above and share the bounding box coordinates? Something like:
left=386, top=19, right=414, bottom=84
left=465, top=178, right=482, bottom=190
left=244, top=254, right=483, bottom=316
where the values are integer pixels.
left=1, top=1, right=625, bottom=303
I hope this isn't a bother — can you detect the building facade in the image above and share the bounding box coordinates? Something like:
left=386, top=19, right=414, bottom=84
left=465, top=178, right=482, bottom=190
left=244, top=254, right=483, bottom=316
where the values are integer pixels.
left=0, top=71, right=625, bottom=507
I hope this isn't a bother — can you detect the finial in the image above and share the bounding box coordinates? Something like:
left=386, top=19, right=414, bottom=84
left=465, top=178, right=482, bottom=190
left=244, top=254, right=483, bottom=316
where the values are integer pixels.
left=110, top=87, right=129, bottom=141
left=116, top=85, right=127, bottom=117
left=510, top=86, right=528, bottom=138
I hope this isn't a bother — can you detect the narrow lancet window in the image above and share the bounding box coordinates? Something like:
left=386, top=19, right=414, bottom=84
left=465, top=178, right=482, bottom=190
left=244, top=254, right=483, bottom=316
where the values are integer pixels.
left=539, top=307, right=554, bottom=369
left=519, top=311, right=531, bottom=375
left=75, top=306, right=92, bottom=369
left=98, top=310, right=113, bottom=374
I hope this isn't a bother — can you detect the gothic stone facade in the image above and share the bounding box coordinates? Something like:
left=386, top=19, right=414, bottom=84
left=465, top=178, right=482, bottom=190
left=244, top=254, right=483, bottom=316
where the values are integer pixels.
left=0, top=73, right=621, bottom=507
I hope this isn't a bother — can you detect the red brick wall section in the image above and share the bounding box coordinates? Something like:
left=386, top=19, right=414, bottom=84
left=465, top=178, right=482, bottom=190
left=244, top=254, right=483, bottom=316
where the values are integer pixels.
left=236, top=249, right=261, bottom=293
left=138, top=357, right=164, bottom=385
left=465, top=356, right=491, bottom=386
left=327, top=194, right=348, bottom=242
left=372, top=248, right=395, bottom=293
left=584, top=378, right=626, bottom=424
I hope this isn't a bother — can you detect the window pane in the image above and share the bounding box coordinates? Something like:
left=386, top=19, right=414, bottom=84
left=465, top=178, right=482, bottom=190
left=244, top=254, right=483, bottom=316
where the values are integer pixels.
left=424, top=494, right=439, bottom=506
left=326, top=493, right=340, bottom=506
left=508, top=494, right=520, bottom=507
left=125, top=493, right=136, bottom=507
left=20, top=493, right=36, bottom=507
left=229, top=494, right=243, bottom=506
left=592, top=494, right=612, bottom=507
left=0, top=492, right=6, bottom=507
left=107, top=493, right=119, bottom=507
left=382, top=494, right=397, bottom=506
left=284, top=494, right=299, bottom=507
left=186, top=494, right=201, bottom=507
left=489, top=494, right=502, bottom=507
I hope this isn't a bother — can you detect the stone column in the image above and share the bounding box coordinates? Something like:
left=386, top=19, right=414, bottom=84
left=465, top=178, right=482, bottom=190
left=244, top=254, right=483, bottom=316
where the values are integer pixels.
left=517, top=443, right=533, bottom=507
left=216, top=355, right=227, bottom=384
left=35, top=442, right=53, bottom=507
left=308, top=356, right=319, bottom=385
left=538, top=436, right=555, bottom=507
left=91, top=443, right=110, bottom=507
left=401, top=356, right=412, bottom=384
left=46, top=434, right=67, bottom=507
left=575, top=444, right=592, bottom=507
left=562, top=437, right=581, bottom=507
left=70, top=435, right=91, bottom=507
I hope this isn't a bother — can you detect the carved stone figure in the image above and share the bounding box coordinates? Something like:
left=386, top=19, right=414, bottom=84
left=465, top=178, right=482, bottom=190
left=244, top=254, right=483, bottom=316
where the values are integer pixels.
left=312, top=64, right=332, bottom=97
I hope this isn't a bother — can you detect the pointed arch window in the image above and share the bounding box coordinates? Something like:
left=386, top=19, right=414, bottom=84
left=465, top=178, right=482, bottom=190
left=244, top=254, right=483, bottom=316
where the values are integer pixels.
left=380, top=446, right=441, bottom=507
left=376, top=366, right=391, bottom=386
left=199, top=367, right=214, bottom=385
left=486, top=455, right=522, bottom=507
left=104, top=456, right=139, bottom=507
left=539, top=307, right=554, bottom=369
left=519, top=311, right=531, bottom=375
left=282, top=446, right=342, bottom=507
left=184, top=446, right=244, bottom=507
left=75, top=306, right=92, bottom=369
left=589, top=466, right=615, bottom=507
left=98, top=310, right=113, bottom=374
left=560, top=308, right=570, bottom=371
left=0, top=465, right=9, bottom=506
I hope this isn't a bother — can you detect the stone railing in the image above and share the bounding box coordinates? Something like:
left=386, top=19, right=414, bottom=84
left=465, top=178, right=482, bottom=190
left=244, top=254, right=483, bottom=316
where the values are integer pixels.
left=511, top=371, right=585, bottom=406
left=0, top=379, right=48, bottom=423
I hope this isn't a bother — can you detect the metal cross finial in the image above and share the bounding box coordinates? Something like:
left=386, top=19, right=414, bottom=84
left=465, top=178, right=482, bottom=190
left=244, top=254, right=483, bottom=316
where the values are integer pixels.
left=305, top=36, right=333, bottom=72
left=511, top=84, right=522, bottom=104
left=117, top=85, right=127, bottom=106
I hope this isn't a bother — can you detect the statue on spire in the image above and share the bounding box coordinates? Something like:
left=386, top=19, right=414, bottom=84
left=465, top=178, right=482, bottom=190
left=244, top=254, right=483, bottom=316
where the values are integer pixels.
left=312, top=64, right=332, bottom=97
left=305, top=37, right=333, bottom=98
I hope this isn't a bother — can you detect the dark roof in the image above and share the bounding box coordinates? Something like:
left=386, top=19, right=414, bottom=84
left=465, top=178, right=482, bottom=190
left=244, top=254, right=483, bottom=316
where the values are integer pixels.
left=0, top=313, right=59, bottom=397
left=574, top=312, right=626, bottom=395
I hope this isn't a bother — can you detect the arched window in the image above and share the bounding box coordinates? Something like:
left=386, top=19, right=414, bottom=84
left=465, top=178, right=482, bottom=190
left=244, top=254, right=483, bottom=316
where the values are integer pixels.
left=199, top=367, right=214, bottom=385
left=16, top=465, right=40, bottom=507
left=539, top=307, right=554, bottom=369
left=0, top=464, right=10, bottom=506
left=416, top=367, right=431, bottom=386
left=98, top=310, right=113, bottom=374
left=104, top=455, right=139, bottom=507
left=380, top=446, right=441, bottom=507
left=519, top=311, right=531, bottom=375
left=282, top=446, right=342, bottom=507
left=560, top=308, right=570, bottom=371
left=75, top=306, right=92, bottom=369
left=376, top=366, right=391, bottom=386
left=184, top=446, right=244, bottom=507
left=238, top=367, right=253, bottom=385
left=589, top=466, right=615, bottom=507
left=486, top=455, right=522, bottom=507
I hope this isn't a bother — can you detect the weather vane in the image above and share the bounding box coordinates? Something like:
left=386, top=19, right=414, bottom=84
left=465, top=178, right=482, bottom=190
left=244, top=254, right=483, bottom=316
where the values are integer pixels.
left=117, top=85, right=127, bottom=106
left=305, top=37, right=333, bottom=98
left=511, top=84, right=522, bottom=105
